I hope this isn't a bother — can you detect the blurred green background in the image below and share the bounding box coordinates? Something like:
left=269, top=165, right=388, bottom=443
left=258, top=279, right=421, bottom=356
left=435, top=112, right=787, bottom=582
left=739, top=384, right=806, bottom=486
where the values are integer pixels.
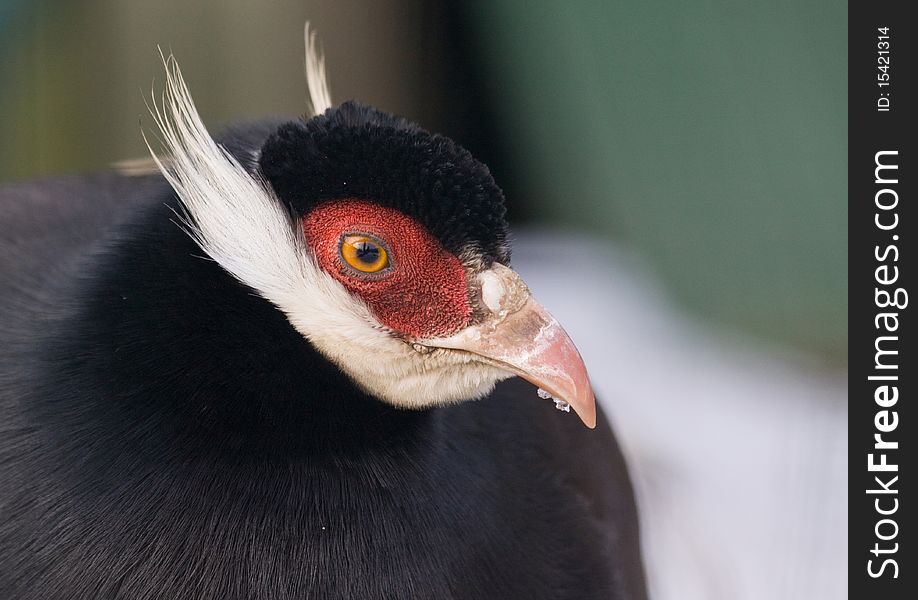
left=0, top=0, right=847, bottom=363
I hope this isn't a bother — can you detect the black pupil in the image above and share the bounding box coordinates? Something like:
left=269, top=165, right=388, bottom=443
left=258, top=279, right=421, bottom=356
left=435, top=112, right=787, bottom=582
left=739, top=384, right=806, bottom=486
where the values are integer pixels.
left=354, top=241, right=380, bottom=264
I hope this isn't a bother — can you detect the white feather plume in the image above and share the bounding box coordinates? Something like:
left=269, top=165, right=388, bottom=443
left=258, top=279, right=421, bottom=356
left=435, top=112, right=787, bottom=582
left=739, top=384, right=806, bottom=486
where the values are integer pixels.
left=304, top=23, right=332, bottom=116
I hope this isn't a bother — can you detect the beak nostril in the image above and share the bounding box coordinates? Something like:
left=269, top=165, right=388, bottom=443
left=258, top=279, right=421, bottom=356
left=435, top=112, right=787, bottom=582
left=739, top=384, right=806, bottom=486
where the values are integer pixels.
left=479, top=270, right=506, bottom=313
left=477, top=263, right=530, bottom=319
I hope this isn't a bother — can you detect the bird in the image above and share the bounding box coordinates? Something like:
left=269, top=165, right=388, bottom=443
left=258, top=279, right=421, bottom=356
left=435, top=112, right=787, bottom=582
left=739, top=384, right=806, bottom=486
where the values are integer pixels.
left=0, top=31, right=647, bottom=600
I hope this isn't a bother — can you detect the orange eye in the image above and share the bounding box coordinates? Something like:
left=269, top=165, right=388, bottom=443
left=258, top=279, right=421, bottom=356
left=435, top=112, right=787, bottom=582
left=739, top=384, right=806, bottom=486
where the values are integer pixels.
left=340, top=235, right=391, bottom=274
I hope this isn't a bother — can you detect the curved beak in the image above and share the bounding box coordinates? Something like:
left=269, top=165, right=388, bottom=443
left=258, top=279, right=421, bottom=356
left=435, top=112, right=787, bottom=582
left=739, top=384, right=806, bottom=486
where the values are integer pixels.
left=419, top=265, right=597, bottom=428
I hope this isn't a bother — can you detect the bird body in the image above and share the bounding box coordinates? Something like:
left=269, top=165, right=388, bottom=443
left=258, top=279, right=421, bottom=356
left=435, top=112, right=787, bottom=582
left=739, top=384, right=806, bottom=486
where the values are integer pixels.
left=0, top=51, right=646, bottom=600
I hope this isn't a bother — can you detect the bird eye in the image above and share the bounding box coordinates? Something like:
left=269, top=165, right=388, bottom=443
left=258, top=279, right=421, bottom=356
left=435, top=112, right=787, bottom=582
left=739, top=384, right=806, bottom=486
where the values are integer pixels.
left=340, top=235, right=391, bottom=274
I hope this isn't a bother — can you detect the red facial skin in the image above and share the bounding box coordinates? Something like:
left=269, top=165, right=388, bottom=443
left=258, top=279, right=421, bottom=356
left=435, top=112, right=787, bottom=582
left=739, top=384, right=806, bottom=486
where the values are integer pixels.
left=302, top=199, right=473, bottom=339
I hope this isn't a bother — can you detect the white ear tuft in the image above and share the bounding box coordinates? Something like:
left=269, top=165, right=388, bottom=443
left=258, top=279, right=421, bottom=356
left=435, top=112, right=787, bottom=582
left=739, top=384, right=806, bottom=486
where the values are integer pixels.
left=304, top=23, right=333, bottom=116
left=143, top=50, right=306, bottom=305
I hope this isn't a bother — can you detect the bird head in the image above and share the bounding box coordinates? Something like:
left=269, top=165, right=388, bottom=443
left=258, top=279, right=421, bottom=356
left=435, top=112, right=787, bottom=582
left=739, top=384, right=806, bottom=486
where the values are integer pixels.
left=147, top=42, right=596, bottom=428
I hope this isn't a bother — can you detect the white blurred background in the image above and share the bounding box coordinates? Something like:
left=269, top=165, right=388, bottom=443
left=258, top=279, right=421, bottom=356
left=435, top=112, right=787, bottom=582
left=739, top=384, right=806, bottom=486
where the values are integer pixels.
left=513, top=233, right=846, bottom=600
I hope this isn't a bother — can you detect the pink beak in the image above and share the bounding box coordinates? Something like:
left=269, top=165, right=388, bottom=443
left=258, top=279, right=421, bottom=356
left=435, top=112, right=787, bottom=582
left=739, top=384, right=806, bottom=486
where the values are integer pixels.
left=421, top=268, right=597, bottom=428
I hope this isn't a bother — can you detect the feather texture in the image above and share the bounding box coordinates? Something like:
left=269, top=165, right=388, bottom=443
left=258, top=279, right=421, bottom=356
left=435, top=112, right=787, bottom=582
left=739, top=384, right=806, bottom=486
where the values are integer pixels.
left=304, top=23, right=333, bottom=116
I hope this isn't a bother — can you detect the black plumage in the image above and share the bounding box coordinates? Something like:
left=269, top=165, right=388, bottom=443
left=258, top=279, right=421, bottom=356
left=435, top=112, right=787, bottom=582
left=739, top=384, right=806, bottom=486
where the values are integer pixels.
left=0, top=121, right=647, bottom=599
